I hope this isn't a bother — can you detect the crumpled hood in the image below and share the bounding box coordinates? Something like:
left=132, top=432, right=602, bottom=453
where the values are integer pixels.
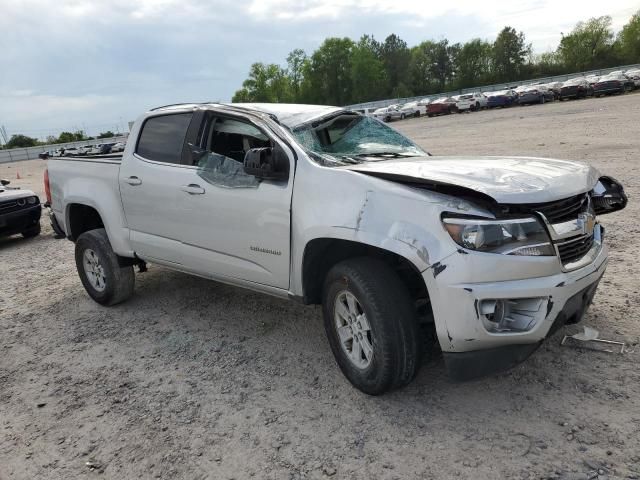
left=344, top=156, right=601, bottom=204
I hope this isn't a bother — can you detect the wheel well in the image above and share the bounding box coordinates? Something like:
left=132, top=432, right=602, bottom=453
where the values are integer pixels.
left=67, top=204, right=104, bottom=241
left=302, top=238, right=429, bottom=309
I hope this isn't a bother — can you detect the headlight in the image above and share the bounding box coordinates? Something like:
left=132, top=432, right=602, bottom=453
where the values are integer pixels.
left=27, top=196, right=38, bottom=205
left=442, top=215, right=554, bottom=256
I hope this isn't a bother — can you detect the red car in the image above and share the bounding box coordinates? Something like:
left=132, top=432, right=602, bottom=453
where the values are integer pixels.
left=426, top=97, right=457, bottom=117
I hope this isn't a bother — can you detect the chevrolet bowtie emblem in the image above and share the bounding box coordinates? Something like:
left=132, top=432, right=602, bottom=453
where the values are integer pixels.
left=577, top=213, right=596, bottom=235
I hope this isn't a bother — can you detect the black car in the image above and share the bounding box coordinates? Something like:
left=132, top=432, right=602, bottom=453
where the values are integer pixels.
left=99, top=143, right=115, bottom=154
left=0, top=179, right=41, bottom=239
left=559, top=78, right=593, bottom=100
left=593, top=74, right=634, bottom=96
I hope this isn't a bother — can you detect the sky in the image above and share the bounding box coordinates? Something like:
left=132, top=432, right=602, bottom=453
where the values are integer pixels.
left=0, top=0, right=637, bottom=140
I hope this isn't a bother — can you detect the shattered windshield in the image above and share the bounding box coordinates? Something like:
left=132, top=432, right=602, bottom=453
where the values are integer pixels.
left=291, top=112, right=427, bottom=166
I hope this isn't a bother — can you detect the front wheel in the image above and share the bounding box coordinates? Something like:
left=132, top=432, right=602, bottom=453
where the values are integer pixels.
left=75, top=228, right=135, bottom=306
left=322, top=258, right=421, bottom=395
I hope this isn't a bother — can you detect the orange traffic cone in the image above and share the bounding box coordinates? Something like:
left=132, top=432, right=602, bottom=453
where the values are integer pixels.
left=16, top=171, right=21, bottom=179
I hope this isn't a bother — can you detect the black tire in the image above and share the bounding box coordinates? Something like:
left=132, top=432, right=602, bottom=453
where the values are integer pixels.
left=75, top=228, right=134, bottom=306
left=427, top=113, right=434, bottom=117
left=22, top=223, right=41, bottom=238
left=400, top=113, right=406, bottom=120
left=322, top=258, right=421, bottom=395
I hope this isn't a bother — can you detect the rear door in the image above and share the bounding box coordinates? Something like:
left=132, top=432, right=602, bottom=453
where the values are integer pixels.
left=119, top=110, right=201, bottom=265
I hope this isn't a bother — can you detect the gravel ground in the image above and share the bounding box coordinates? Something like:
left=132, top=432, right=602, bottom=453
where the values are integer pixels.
left=1, top=93, right=639, bottom=480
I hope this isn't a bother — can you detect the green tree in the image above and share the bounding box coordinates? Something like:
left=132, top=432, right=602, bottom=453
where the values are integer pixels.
left=5, top=134, right=39, bottom=148
left=409, top=41, right=436, bottom=95
left=286, top=49, right=307, bottom=101
left=455, top=39, right=494, bottom=88
left=349, top=35, right=387, bottom=103
left=430, top=39, right=460, bottom=91
left=380, top=34, right=411, bottom=96
left=97, top=131, right=115, bottom=139
left=231, top=63, right=291, bottom=103
left=57, top=131, right=85, bottom=143
left=617, top=10, right=640, bottom=63
left=558, top=16, right=616, bottom=71
left=408, top=39, right=459, bottom=94
left=302, top=37, right=354, bottom=105
left=493, top=26, right=531, bottom=82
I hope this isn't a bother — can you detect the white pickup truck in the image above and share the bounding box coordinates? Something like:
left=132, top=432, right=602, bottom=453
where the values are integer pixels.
left=44, top=103, right=627, bottom=394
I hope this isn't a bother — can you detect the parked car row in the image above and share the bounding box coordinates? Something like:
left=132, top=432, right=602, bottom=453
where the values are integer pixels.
left=361, top=68, right=640, bottom=122
left=43, top=142, right=126, bottom=158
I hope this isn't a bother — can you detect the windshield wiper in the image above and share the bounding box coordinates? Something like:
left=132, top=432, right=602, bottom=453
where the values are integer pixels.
left=352, top=152, right=420, bottom=159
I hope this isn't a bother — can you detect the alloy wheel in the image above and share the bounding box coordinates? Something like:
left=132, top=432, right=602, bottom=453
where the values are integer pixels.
left=334, top=291, right=373, bottom=369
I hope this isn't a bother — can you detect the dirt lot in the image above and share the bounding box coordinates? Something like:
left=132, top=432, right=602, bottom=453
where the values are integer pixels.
left=1, top=94, right=639, bottom=480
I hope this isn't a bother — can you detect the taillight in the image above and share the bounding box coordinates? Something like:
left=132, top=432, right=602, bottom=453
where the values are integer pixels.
left=44, top=168, right=52, bottom=205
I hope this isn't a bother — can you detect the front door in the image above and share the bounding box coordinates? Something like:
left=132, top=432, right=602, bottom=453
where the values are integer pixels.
left=172, top=112, right=293, bottom=289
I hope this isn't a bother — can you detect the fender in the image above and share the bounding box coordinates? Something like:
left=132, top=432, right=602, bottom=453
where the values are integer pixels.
left=61, top=179, right=133, bottom=257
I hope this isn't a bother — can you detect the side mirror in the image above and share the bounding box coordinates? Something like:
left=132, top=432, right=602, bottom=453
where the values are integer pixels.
left=243, top=145, right=289, bottom=181
left=592, top=176, right=627, bottom=215
left=1, top=179, right=10, bottom=186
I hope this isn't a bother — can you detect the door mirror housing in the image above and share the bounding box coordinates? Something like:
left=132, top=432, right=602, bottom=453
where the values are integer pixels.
left=0, top=179, right=10, bottom=186
left=592, top=176, right=627, bottom=215
left=243, top=145, right=289, bottom=181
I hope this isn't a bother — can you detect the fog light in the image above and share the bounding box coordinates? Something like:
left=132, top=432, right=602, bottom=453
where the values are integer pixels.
left=478, top=298, right=547, bottom=333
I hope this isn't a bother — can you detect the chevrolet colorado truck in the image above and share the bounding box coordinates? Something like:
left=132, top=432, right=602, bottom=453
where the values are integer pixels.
left=44, top=103, right=627, bottom=394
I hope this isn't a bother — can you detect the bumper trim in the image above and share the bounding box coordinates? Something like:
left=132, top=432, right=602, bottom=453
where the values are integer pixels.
left=443, top=342, right=541, bottom=381
left=444, top=275, right=602, bottom=381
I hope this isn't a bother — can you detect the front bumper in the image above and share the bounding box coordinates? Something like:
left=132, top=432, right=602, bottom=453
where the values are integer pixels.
left=0, top=204, right=42, bottom=237
left=424, top=240, right=608, bottom=379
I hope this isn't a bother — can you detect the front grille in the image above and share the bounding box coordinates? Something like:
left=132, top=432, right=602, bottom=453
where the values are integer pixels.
left=557, top=234, right=594, bottom=265
left=526, top=193, right=588, bottom=224
left=0, top=200, right=22, bottom=214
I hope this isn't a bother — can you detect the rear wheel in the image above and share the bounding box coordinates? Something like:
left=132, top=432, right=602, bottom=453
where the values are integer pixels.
left=322, top=258, right=421, bottom=395
left=75, top=228, right=135, bottom=306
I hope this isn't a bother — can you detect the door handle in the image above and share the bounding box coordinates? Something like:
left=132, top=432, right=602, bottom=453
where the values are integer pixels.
left=181, top=184, right=205, bottom=195
left=124, top=176, right=142, bottom=186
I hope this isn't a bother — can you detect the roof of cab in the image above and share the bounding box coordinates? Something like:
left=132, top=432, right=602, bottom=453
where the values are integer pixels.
left=148, top=102, right=345, bottom=128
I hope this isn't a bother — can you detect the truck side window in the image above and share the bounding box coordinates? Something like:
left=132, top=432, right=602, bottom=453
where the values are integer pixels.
left=200, top=116, right=271, bottom=165
left=190, top=115, right=271, bottom=188
left=136, top=113, right=193, bottom=164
